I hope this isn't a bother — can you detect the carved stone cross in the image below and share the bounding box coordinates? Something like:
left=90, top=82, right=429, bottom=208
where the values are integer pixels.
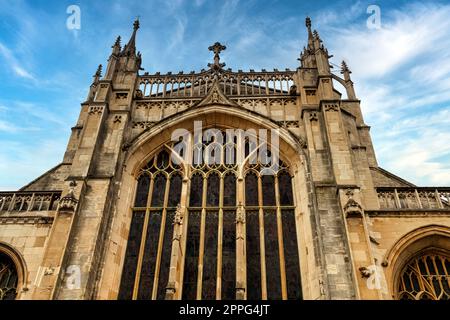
left=208, top=42, right=226, bottom=71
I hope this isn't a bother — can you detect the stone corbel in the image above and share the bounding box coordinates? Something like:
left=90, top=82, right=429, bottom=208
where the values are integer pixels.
left=359, top=266, right=374, bottom=278
left=58, top=181, right=79, bottom=213
left=343, top=188, right=363, bottom=217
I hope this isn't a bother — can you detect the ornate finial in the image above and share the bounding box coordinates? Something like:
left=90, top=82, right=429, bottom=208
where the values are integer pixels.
left=114, top=36, right=121, bottom=47
left=95, top=64, right=102, bottom=77
left=306, top=16, right=312, bottom=30
left=341, top=60, right=352, bottom=82
left=92, top=64, right=102, bottom=86
left=313, top=30, right=319, bottom=39
left=341, top=61, right=351, bottom=74
left=133, top=18, right=140, bottom=31
left=208, top=42, right=226, bottom=71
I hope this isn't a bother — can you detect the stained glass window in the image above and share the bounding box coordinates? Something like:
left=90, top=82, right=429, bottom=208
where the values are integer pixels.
left=0, top=252, right=18, bottom=300
left=398, top=252, right=450, bottom=300
left=120, top=134, right=302, bottom=300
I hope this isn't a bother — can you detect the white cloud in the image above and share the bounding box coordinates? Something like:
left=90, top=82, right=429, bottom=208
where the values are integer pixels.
left=0, top=42, right=36, bottom=80
left=319, top=2, right=450, bottom=186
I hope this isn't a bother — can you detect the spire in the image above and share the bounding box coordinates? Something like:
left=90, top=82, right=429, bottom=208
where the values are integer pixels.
left=306, top=17, right=314, bottom=49
left=93, top=64, right=102, bottom=84
left=341, top=60, right=352, bottom=82
left=121, top=18, right=140, bottom=56
left=112, top=36, right=121, bottom=55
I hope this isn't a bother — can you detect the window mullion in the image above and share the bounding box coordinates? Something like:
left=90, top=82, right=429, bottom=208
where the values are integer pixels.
left=217, top=175, right=224, bottom=300
left=257, top=174, right=267, bottom=300
left=132, top=175, right=154, bottom=300
left=275, top=175, right=288, bottom=300
left=197, top=175, right=208, bottom=300
left=151, top=175, right=171, bottom=300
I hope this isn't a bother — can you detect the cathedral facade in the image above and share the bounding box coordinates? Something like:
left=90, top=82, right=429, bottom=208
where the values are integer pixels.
left=0, top=18, right=449, bottom=300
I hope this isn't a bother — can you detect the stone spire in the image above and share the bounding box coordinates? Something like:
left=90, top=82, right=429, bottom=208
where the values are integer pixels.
left=306, top=17, right=314, bottom=50
left=341, top=60, right=352, bottom=82
left=93, top=64, right=102, bottom=85
left=112, top=36, right=121, bottom=55
left=121, top=18, right=140, bottom=56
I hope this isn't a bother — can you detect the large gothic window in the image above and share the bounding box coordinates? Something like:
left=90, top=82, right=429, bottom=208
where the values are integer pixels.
left=119, top=131, right=302, bottom=300
left=0, top=252, right=18, bottom=300
left=397, top=251, right=450, bottom=300
left=118, top=150, right=181, bottom=300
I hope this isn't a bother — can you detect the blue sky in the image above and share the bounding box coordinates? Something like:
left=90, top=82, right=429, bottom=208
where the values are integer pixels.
left=0, top=0, right=450, bottom=190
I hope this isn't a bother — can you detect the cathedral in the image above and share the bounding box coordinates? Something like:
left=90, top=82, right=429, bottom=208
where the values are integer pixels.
left=0, top=17, right=449, bottom=301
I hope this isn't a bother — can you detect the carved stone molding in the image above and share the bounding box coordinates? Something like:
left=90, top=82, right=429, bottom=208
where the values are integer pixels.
left=235, top=204, right=245, bottom=225
left=309, top=112, right=318, bottom=122
left=324, top=104, right=339, bottom=112
left=0, top=216, right=53, bottom=225
left=88, top=106, right=104, bottom=115
left=113, top=115, right=122, bottom=124
left=132, top=121, right=157, bottom=130
left=115, top=92, right=128, bottom=100
left=173, top=204, right=185, bottom=226
left=277, top=121, right=300, bottom=129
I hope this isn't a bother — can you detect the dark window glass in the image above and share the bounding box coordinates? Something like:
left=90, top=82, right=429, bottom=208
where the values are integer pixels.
left=222, top=210, right=236, bottom=300
left=202, top=211, right=218, bottom=299
left=118, top=211, right=145, bottom=300
left=182, top=211, right=201, bottom=299
left=223, top=174, right=236, bottom=207
left=245, top=173, right=258, bottom=206
left=134, top=175, right=150, bottom=207
left=0, top=252, right=18, bottom=300
left=151, top=174, right=167, bottom=207
left=189, top=174, right=203, bottom=207
left=264, top=210, right=281, bottom=300
left=157, top=210, right=176, bottom=300
left=207, top=174, right=220, bottom=207
left=137, top=211, right=162, bottom=300
left=157, top=150, right=170, bottom=169
left=261, top=176, right=276, bottom=206
left=167, top=174, right=182, bottom=207
left=278, top=172, right=294, bottom=206
left=282, top=210, right=302, bottom=299
left=246, top=210, right=261, bottom=299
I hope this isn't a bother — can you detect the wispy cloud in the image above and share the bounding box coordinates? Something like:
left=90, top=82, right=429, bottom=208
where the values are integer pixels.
left=0, top=42, right=36, bottom=80
left=319, top=2, right=450, bottom=185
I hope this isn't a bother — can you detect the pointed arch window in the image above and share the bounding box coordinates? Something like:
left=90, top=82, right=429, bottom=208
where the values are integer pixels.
left=119, top=131, right=302, bottom=300
left=397, top=250, right=450, bottom=300
left=0, top=252, right=18, bottom=300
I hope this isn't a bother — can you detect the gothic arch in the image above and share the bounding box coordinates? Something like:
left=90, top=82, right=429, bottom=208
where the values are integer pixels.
left=382, top=225, right=450, bottom=298
left=98, top=105, right=321, bottom=300
left=0, top=242, right=27, bottom=300
left=125, top=104, right=307, bottom=175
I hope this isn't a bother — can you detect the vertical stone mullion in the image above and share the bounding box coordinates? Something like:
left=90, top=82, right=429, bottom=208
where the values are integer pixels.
left=196, top=175, right=208, bottom=300
left=217, top=176, right=224, bottom=299
left=132, top=176, right=154, bottom=299
left=275, top=176, right=288, bottom=300
left=236, top=174, right=246, bottom=300
left=258, top=175, right=267, bottom=300
left=151, top=177, right=171, bottom=299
